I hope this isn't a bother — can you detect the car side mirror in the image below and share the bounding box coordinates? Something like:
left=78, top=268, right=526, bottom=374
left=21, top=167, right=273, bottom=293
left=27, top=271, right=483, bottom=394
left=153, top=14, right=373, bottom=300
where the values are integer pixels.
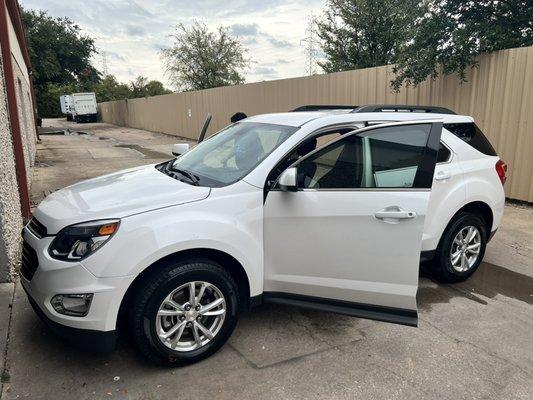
left=278, top=167, right=297, bottom=191
left=172, top=143, right=190, bottom=156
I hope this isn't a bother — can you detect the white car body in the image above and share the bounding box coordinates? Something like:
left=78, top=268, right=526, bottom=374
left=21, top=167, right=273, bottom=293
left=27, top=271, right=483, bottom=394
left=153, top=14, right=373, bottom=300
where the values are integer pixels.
left=21, top=108, right=505, bottom=351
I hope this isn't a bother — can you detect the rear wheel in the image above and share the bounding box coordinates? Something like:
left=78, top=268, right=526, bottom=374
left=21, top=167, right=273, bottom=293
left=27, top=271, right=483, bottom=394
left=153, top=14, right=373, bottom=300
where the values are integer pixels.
left=432, top=212, right=487, bottom=283
left=130, top=258, right=240, bottom=366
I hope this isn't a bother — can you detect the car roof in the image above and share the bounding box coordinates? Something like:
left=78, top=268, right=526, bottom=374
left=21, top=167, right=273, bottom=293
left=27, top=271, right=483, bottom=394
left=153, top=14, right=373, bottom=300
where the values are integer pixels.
left=245, top=111, right=473, bottom=127
left=245, top=112, right=331, bottom=127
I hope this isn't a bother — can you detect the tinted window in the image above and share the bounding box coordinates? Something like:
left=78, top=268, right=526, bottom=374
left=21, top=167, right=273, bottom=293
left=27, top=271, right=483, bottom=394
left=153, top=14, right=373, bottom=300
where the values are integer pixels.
left=437, top=143, right=451, bottom=163
left=444, top=123, right=497, bottom=156
left=297, top=124, right=431, bottom=189
left=266, top=130, right=347, bottom=188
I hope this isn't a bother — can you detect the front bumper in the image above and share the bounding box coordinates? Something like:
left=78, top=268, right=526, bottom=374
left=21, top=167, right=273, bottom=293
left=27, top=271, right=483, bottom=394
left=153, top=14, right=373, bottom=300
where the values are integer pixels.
left=23, top=284, right=117, bottom=352
left=21, top=225, right=135, bottom=349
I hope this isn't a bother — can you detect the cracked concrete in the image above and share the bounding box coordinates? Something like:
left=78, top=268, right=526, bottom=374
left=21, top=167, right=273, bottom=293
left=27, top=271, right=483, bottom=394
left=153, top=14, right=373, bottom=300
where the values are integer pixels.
left=0, top=119, right=532, bottom=399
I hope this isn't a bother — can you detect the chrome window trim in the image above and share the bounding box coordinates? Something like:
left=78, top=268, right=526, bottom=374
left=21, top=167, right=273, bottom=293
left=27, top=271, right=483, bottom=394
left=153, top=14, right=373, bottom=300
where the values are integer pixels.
left=436, top=140, right=453, bottom=165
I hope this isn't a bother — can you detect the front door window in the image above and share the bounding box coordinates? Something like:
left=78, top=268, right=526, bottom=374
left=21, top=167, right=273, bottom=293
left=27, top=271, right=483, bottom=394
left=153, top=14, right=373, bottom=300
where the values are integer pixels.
left=296, top=124, right=432, bottom=189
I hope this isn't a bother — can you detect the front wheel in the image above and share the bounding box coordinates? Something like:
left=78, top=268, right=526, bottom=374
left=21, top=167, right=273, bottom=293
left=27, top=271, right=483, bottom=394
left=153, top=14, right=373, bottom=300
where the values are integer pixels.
left=130, top=259, right=240, bottom=366
left=432, top=212, right=487, bottom=283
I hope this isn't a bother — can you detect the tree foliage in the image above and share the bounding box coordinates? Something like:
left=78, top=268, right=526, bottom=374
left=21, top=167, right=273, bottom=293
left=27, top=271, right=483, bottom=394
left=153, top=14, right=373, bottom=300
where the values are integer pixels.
left=391, top=0, right=533, bottom=90
left=318, top=0, right=533, bottom=91
left=129, top=76, right=172, bottom=98
left=22, top=8, right=100, bottom=116
left=161, top=21, right=251, bottom=91
left=93, top=75, right=172, bottom=103
left=317, top=0, right=423, bottom=73
left=92, top=75, right=132, bottom=103
left=22, top=8, right=172, bottom=116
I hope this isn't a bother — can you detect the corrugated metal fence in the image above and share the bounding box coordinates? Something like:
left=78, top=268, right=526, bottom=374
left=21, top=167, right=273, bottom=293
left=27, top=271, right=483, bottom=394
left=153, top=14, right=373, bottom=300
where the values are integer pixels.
left=99, top=46, right=533, bottom=202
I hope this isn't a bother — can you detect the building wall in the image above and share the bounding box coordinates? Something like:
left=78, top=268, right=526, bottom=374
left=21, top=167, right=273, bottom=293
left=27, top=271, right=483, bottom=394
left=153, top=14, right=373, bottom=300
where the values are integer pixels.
left=0, top=42, right=24, bottom=282
left=13, top=61, right=36, bottom=182
left=6, top=1, right=35, bottom=183
left=100, top=46, right=533, bottom=202
left=0, top=0, right=37, bottom=282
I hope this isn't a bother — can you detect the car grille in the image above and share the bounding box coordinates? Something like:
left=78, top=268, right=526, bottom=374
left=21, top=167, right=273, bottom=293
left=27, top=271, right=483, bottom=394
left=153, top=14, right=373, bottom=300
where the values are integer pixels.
left=27, top=218, right=47, bottom=239
left=20, top=240, right=39, bottom=281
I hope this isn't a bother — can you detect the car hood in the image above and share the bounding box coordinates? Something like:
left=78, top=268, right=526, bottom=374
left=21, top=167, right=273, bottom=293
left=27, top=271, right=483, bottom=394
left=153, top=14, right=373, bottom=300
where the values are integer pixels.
left=33, top=164, right=211, bottom=234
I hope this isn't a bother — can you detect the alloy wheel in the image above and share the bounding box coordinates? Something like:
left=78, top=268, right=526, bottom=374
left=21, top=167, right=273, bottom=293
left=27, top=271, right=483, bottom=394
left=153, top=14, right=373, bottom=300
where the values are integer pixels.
left=155, top=281, right=226, bottom=352
left=450, top=226, right=481, bottom=273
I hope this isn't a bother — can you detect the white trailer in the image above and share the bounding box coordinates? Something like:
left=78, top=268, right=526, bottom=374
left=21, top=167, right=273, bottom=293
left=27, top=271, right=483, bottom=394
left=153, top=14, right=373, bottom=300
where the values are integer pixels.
left=71, top=92, right=98, bottom=123
left=59, top=94, right=74, bottom=121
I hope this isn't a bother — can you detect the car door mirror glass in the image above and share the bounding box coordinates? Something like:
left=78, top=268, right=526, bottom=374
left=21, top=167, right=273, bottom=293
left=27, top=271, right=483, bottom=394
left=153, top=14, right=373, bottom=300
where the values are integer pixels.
left=278, top=167, right=297, bottom=191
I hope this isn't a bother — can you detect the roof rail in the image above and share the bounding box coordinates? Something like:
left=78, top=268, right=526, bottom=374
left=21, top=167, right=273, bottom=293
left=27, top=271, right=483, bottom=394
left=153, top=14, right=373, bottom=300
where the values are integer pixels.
left=352, top=104, right=456, bottom=115
left=291, top=105, right=359, bottom=112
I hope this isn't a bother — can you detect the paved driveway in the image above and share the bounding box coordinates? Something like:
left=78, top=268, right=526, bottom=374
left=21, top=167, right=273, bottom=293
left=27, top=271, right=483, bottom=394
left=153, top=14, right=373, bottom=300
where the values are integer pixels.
left=1, top=119, right=532, bottom=400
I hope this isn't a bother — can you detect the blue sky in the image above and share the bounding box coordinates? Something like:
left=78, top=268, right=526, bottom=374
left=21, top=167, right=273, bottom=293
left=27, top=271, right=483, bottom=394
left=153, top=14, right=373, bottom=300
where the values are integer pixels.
left=20, top=0, right=326, bottom=89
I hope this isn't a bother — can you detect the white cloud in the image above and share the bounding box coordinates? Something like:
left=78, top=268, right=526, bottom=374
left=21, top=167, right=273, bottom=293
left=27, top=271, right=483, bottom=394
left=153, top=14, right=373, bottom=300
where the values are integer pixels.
left=20, top=0, right=326, bottom=88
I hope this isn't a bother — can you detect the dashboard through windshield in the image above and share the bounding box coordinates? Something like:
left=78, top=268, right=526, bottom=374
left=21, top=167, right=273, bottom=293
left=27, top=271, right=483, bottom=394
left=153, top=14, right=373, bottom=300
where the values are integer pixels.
left=160, top=122, right=297, bottom=187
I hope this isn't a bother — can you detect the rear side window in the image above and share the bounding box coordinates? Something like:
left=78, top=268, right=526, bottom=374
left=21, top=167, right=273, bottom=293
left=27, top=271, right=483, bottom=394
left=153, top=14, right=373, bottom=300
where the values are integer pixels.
left=444, top=123, right=497, bottom=156
left=437, top=143, right=451, bottom=163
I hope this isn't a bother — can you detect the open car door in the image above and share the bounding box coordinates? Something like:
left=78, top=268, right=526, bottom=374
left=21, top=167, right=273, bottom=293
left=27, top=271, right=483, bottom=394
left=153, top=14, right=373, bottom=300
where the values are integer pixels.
left=263, top=120, right=443, bottom=327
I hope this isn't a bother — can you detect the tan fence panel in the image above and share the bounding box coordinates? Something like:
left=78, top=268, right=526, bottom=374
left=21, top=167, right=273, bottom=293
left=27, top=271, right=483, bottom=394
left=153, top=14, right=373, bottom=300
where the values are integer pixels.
left=99, top=46, right=533, bottom=202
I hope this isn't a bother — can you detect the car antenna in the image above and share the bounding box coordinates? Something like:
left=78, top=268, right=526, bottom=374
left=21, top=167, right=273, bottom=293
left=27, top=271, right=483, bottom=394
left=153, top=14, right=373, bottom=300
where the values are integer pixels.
left=198, top=113, right=212, bottom=143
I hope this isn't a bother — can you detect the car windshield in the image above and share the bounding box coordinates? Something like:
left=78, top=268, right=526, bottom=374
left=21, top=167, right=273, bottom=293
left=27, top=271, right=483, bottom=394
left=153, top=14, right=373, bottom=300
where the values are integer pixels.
left=168, top=122, right=297, bottom=187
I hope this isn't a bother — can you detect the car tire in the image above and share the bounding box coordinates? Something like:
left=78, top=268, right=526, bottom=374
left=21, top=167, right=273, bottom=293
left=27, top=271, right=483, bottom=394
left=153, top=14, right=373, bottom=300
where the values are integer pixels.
left=129, top=258, right=240, bottom=367
left=432, top=212, right=487, bottom=283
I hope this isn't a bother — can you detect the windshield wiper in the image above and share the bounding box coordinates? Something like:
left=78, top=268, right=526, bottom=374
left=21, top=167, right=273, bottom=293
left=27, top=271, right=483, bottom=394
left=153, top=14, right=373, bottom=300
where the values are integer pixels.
left=167, top=163, right=200, bottom=185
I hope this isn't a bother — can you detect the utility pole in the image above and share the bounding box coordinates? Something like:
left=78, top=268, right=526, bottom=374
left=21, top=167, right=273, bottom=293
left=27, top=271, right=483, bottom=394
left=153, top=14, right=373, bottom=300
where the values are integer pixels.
left=300, top=14, right=319, bottom=75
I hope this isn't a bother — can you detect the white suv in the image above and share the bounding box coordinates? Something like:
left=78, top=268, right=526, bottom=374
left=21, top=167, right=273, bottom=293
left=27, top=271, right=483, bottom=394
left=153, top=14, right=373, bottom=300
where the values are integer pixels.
left=21, top=105, right=506, bottom=366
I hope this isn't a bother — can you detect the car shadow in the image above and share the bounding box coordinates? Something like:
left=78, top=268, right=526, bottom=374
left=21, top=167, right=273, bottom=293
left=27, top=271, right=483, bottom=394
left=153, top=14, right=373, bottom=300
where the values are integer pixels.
left=10, top=261, right=530, bottom=372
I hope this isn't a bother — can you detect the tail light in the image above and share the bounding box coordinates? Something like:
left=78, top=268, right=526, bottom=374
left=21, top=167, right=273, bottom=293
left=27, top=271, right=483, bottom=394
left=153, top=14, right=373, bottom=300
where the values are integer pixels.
left=495, top=160, right=507, bottom=185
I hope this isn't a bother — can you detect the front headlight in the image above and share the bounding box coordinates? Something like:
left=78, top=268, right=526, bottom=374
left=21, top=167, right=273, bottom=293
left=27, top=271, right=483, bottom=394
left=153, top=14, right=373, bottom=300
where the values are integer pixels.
left=49, top=219, right=120, bottom=261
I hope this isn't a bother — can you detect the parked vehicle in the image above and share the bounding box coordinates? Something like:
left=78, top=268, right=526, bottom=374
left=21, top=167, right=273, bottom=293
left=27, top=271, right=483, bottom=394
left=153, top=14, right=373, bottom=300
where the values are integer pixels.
left=21, top=105, right=506, bottom=366
left=59, top=94, right=73, bottom=121
left=71, top=92, right=98, bottom=123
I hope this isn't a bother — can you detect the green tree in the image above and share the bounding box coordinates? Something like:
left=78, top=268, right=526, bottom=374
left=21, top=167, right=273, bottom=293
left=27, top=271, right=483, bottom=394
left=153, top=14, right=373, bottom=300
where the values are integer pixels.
left=93, top=75, right=132, bottom=102
left=129, top=76, right=172, bottom=98
left=92, top=75, right=170, bottom=102
left=144, top=80, right=172, bottom=97
left=317, top=0, right=423, bottom=73
left=161, top=21, right=251, bottom=91
left=391, top=0, right=533, bottom=90
left=22, top=8, right=100, bottom=117
left=129, top=76, right=149, bottom=98
left=36, top=83, right=77, bottom=118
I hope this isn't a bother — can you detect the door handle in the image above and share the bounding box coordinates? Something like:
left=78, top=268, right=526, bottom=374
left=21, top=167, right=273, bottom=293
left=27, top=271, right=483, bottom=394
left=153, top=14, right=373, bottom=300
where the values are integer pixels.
left=435, top=170, right=451, bottom=181
left=374, top=207, right=416, bottom=220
